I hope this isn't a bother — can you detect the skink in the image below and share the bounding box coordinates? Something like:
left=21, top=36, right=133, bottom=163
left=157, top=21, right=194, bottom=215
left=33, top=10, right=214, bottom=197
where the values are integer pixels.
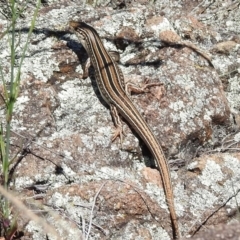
left=69, top=20, right=180, bottom=239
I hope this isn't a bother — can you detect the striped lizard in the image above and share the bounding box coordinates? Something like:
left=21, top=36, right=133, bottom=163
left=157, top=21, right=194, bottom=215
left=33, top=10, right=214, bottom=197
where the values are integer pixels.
left=69, top=20, right=180, bottom=239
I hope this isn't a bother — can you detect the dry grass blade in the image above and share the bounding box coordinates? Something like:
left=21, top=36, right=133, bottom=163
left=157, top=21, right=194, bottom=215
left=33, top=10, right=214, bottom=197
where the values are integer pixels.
left=0, top=185, right=61, bottom=239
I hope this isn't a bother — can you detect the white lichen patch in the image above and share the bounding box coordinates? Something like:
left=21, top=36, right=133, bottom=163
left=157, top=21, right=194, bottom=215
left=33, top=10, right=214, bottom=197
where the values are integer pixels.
left=54, top=78, right=107, bottom=131
left=25, top=221, right=48, bottom=240
left=21, top=37, right=59, bottom=82
left=148, top=17, right=174, bottom=35
left=147, top=223, right=171, bottom=240
left=186, top=154, right=240, bottom=221
left=48, top=192, right=69, bottom=208
left=189, top=188, right=218, bottom=215
left=145, top=182, right=167, bottom=209
left=187, top=161, right=199, bottom=170
left=174, top=182, right=186, bottom=217
left=198, top=160, right=224, bottom=188
left=222, top=155, right=240, bottom=207
left=138, top=65, right=156, bottom=76
left=14, top=176, right=34, bottom=190
left=15, top=95, right=30, bottom=112
left=233, top=132, right=240, bottom=142
left=61, top=163, right=76, bottom=177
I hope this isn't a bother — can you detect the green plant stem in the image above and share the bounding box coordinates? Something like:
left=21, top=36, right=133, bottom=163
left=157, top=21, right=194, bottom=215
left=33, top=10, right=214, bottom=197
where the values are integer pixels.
left=1, top=0, right=41, bottom=219
left=2, top=2, right=18, bottom=218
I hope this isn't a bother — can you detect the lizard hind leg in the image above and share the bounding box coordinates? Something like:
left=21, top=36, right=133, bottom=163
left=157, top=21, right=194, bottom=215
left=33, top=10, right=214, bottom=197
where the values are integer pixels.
left=125, top=78, right=163, bottom=96
left=110, top=104, right=124, bottom=145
